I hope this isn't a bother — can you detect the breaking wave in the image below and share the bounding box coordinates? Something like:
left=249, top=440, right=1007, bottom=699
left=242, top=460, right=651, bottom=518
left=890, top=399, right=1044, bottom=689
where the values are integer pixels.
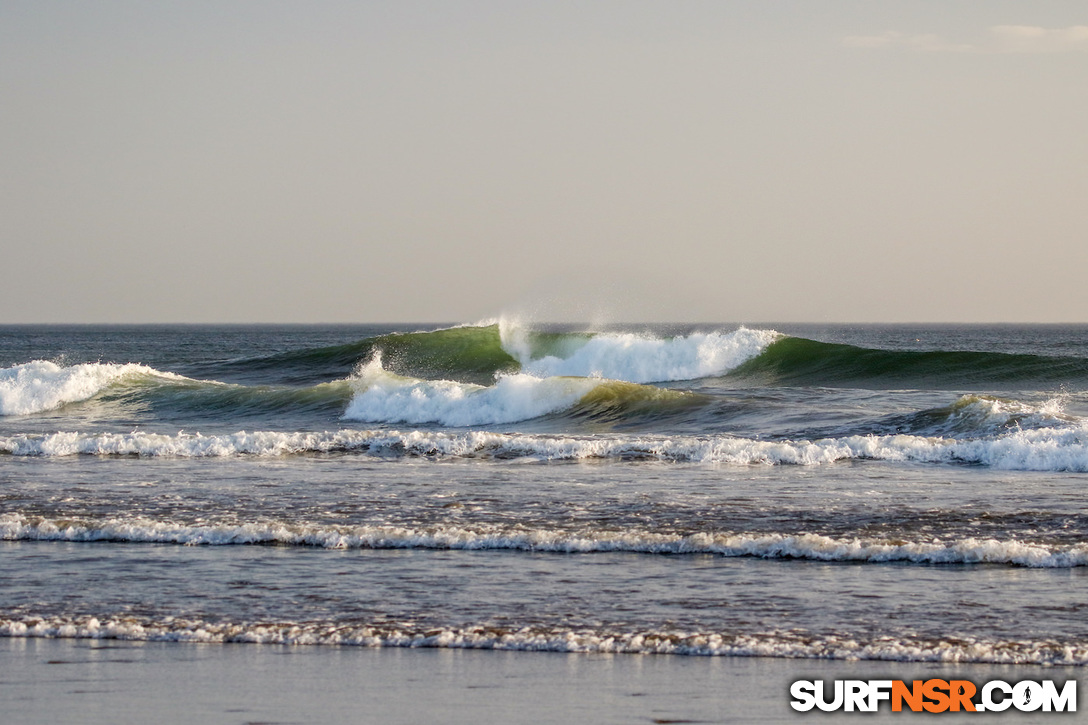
left=0, top=361, right=185, bottom=416
left=875, top=394, right=1074, bottom=438
left=507, top=325, right=780, bottom=383
left=341, top=354, right=698, bottom=427
left=0, top=360, right=354, bottom=419
left=8, top=325, right=1088, bottom=428
left=333, top=322, right=1088, bottom=389
left=342, top=355, right=600, bottom=426
left=193, top=323, right=781, bottom=386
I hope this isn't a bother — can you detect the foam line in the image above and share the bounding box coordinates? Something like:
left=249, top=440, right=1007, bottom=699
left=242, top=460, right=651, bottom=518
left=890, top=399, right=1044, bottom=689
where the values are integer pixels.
left=5, top=425, right=1088, bottom=471
left=3, top=515, right=1086, bottom=567
left=1, top=615, right=1084, bottom=664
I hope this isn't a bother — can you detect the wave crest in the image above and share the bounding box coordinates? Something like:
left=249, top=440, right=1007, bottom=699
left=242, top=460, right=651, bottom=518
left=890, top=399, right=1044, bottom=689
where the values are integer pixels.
left=0, top=361, right=183, bottom=416
left=511, top=326, right=780, bottom=383
left=731, top=336, right=1088, bottom=387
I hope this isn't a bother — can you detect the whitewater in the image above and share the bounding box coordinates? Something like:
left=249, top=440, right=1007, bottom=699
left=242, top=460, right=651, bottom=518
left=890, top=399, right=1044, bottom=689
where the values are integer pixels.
left=2, top=322, right=1088, bottom=668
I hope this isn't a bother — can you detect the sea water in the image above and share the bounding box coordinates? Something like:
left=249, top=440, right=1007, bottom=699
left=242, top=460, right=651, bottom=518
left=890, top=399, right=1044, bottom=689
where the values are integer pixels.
left=2, top=323, right=1088, bottom=664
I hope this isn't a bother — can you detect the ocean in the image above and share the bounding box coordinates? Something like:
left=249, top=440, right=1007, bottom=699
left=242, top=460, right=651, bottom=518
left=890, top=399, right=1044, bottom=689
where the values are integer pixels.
left=2, top=321, right=1088, bottom=667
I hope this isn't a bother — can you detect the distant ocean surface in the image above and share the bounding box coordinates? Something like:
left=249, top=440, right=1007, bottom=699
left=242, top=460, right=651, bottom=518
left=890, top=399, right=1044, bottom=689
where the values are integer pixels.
left=3, top=322, right=1088, bottom=664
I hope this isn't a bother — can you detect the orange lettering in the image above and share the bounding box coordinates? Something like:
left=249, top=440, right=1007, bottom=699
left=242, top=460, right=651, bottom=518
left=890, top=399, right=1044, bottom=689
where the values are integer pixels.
left=948, top=680, right=977, bottom=712
left=922, top=679, right=950, bottom=713
left=892, top=680, right=924, bottom=712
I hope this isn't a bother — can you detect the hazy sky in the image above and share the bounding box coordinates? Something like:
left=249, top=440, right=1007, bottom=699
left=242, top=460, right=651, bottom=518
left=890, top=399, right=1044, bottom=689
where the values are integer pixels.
left=2, top=1, right=1086, bottom=323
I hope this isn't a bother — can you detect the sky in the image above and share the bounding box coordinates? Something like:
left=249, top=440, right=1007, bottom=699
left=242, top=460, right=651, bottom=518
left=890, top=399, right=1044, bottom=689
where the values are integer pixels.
left=1, top=1, right=1086, bottom=324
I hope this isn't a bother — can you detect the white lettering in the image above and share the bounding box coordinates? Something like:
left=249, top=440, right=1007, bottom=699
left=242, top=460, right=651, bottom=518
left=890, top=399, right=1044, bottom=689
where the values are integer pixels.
left=867, top=680, right=893, bottom=711
left=814, top=680, right=844, bottom=712
left=790, top=677, right=1075, bottom=713
left=844, top=680, right=869, bottom=712
left=789, top=680, right=817, bottom=712
left=1041, top=680, right=1077, bottom=712
left=981, top=681, right=1013, bottom=712
left=1014, top=681, right=1043, bottom=712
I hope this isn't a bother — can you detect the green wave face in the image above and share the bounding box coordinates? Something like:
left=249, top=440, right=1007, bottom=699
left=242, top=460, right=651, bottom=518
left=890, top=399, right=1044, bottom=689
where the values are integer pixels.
left=98, top=377, right=356, bottom=418
left=207, top=325, right=774, bottom=388
left=369, top=325, right=520, bottom=384
left=568, top=380, right=706, bottom=426
left=731, top=337, right=1088, bottom=388
left=356, top=326, right=596, bottom=384
left=206, top=325, right=521, bottom=385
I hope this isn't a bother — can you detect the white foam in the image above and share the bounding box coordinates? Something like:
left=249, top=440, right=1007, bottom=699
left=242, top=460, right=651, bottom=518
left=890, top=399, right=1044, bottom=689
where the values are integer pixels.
left=0, top=429, right=382, bottom=457
left=3, top=514, right=1085, bottom=567
left=339, top=326, right=780, bottom=425
left=0, top=360, right=180, bottom=416
left=512, top=327, right=780, bottom=383
left=942, top=394, right=1073, bottom=434
left=5, top=424, right=1088, bottom=472
left=341, top=354, right=599, bottom=426
left=1, top=614, right=1084, bottom=664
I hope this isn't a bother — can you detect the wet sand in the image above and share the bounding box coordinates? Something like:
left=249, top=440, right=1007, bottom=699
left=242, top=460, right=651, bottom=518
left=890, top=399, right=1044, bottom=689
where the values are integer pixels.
left=1, top=638, right=1079, bottom=724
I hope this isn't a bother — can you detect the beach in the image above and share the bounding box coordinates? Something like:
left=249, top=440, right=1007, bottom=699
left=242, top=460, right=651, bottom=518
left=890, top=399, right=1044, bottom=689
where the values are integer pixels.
left=4, top=638, right=1078, bottom=724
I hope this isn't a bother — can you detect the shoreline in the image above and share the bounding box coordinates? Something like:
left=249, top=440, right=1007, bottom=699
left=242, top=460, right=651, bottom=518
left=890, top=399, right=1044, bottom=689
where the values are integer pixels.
left=2, top=638, right=1078, bottom=724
